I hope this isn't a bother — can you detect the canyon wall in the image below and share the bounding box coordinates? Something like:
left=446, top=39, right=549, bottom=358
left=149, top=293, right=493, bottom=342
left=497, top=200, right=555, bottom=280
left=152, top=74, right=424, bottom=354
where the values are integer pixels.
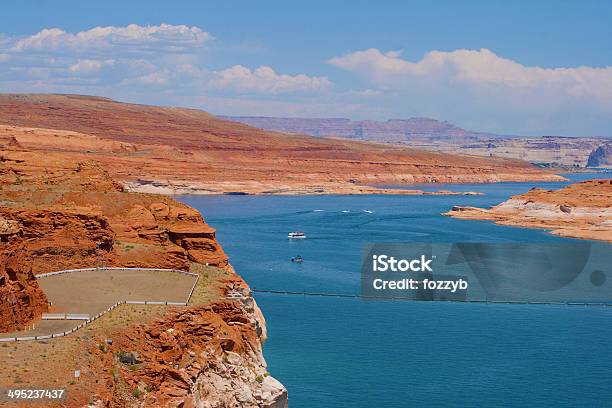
left=0, top=127, right=282, bottom=406
left=89, top=285, right=287, bottom=407
left=0, top=218, right=48, bottom=332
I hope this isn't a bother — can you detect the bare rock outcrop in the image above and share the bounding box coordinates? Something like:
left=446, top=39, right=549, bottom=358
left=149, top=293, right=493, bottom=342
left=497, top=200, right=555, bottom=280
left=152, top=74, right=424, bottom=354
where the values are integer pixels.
left=587, top=143, right=612, bottom=167
left=90, top=297, right=287, bottom=407
left=0, top=149, right=228, bottom=272
left=0, top=207, right=116, bottom=274
left=444, top=179, right=612, bottom=242
left=0, top=217, right=48, bottom=332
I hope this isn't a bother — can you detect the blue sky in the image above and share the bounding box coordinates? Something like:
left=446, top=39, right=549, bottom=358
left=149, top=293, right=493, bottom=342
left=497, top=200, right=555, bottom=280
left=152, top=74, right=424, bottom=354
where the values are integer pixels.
left=1, top=0, right=611, bottom=136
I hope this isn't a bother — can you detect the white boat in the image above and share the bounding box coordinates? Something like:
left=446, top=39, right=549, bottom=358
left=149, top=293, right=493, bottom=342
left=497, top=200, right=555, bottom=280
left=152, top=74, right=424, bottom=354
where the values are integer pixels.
left=288, top=232, right=307, bottom=239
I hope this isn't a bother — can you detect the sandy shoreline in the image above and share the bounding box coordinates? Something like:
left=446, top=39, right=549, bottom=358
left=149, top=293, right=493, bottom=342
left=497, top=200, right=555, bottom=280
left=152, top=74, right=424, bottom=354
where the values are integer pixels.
left=124, top=180, right=487, bottom=196
left=123, top=177, right=570, bottom=197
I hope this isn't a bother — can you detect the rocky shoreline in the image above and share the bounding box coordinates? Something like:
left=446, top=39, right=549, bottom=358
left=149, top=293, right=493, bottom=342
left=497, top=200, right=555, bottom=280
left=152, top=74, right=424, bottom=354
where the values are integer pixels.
left=0, top=93, right=576, bottom=407
left=124, top=178, right=489, bottom=196
left=0, top=144, right=287, bottom=406
left=444, top=179, right=612, bottom=242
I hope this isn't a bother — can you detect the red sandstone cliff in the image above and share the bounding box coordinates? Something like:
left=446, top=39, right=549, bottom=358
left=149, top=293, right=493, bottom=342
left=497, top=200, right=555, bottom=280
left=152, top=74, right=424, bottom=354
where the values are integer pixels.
left=0, top=150, right=228, bottom=273
left=0, top=218, right=48, bottom=332
left=89, top=294, right=287, bottom=407
left=0, top=117, right=282, bottom=406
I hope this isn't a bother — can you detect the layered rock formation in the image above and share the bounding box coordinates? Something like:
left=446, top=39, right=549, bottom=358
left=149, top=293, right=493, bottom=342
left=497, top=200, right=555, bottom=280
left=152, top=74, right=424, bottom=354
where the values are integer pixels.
left=79, top=268, right=287, bottom=406
left=0, top=100, right=281, bottom=406
left=0, top=217, right=48, bottom=332
left=225, top=116, right=610, bottom=168
left=221, top=116, right=496, bottom=141
left=587, top=143, right=612, bottom=167
left=0, top=207, right=115, bottom=273
left=444, top=179, right=612, bottom=242
left=90, top=293, right=287, bottom=407
left=0, top=94, right=564, bottom=195
left=0, top=149, right=228, bottom=273
left=0, top=93, right=577, bottom=406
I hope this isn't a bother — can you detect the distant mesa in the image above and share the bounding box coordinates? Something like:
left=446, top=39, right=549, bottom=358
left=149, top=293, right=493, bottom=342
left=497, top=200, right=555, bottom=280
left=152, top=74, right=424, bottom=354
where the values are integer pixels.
left=586, top=143, right=612, bottom=168
left=219, top=116, right=498, bottom=142
left=223, top=115, right=611, bottom=168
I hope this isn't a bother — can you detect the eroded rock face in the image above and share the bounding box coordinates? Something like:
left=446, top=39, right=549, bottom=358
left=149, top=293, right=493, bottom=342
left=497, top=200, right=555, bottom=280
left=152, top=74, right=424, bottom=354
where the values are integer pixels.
left=587, top=143, right=612, bottom=167
left=0, top=150, right=228, bottom=272
left=444, top=179, right=612, bottom=242
left=0, top=218, right=48, bottom=332
left=0, top=208, right=115, bottom=274
left=91, top=299, right=287, bottom=408
left=109, top=200, right=228, bottom=269
left=0, top=101, right=279, bottom=405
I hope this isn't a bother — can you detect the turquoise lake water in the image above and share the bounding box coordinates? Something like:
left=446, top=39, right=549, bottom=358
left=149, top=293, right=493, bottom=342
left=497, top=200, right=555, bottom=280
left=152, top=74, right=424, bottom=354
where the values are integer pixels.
left=179, top=173, right=612, bottom=407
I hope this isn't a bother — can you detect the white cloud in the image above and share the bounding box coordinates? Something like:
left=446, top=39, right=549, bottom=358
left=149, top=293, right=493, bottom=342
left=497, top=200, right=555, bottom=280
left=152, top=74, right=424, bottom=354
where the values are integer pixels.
left=348, top=88, right=383, bottom=97
left=132, top=70, right=171, bottom=86
left=11, top=24, right=212, bottom=53
left=328, top=48, right=612, bottom=101
left=326, top=48, right=612, bottom=135
left=2, top=23, right=610, bottom=135
left=68, top=58, right=115, bottom=73
left=213, top=65, right=331, bottom=94
left=0, top=24, right=329, bottom=97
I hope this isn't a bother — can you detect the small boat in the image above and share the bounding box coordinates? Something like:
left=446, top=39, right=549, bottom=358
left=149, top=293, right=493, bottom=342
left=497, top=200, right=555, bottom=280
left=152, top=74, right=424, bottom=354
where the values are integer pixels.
left=363, top=210, right=374, bottom=213
left=288, top=232, right=306, bottom=239
left=291, top=255, right=304, bottom=263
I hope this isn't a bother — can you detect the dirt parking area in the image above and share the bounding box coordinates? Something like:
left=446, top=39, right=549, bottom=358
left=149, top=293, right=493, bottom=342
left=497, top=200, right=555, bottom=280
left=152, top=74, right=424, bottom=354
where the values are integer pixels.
left=38, top=269, right=197, bottom=315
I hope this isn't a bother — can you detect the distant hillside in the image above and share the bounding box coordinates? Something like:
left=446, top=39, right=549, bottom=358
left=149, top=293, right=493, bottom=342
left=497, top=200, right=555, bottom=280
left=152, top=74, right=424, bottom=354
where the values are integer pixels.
left=223, top=115, right=610, bottom=167
left=219, top=116, right=500, bottom=142
left=0, top=94, right=563, bottom=195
